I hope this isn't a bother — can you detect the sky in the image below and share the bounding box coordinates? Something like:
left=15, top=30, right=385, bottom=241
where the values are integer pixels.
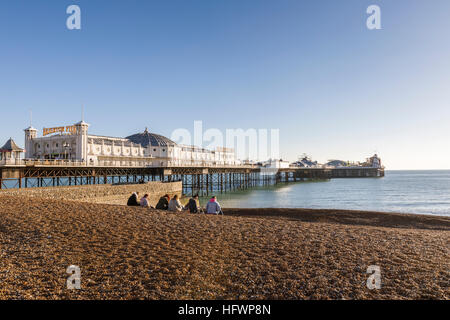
left=0, top=0, right=449, bottom=170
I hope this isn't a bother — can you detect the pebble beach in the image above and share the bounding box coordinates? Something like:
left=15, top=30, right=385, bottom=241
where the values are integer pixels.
left=0, top=195, right=448, bottom=300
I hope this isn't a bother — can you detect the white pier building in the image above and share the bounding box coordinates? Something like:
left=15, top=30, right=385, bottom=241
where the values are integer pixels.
left=24, top=122, right=238, bottom=167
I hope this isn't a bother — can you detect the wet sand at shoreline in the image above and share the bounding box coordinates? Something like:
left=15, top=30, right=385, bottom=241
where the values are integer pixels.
left=0, top=195, right=448, bottom=299
left=224, top=208, right=450, bottom=230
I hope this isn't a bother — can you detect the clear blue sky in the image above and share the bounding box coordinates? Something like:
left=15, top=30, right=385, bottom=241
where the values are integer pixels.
left=1, top=0, right=449, bottom=169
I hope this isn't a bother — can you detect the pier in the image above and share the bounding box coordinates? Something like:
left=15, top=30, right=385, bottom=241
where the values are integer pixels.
left=0, top=128, right=385, bottom=195
left=0, top=161, right=384, bottom=195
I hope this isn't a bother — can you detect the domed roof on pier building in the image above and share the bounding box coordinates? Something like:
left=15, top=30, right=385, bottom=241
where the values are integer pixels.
left=326, top=160, right=348, bottom=167
left=126, top=128, right=177, bottom=148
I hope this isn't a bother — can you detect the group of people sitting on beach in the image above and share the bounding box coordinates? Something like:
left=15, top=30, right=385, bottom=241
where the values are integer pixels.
left=127, top=192, right=224, bottom=215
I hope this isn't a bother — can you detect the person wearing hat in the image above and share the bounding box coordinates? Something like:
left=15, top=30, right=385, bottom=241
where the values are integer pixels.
left=205, top=196, right=223, bottom=215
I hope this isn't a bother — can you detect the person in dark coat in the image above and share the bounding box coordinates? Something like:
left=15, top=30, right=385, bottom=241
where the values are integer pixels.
left=155, top=194, right=170, bottom=210
left=186, top=195, right=200, bottom=213
left=127, top=192, right=140, bottom=206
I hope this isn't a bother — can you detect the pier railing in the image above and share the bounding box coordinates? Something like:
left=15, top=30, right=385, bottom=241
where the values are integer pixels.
left=165, top=161, right=258, bottom=169
left=0, top=159, right=22, bottom=166
left=0, top=159, right=86, bottom=167
left=0, top=158, right=258, bottom=169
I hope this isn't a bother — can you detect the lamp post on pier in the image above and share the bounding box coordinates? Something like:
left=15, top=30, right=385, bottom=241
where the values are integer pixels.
left=63, top=142, right=71, bottom=160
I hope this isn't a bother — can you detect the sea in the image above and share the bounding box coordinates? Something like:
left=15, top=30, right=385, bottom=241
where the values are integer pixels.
left=200, top=170, right=450, bottom=217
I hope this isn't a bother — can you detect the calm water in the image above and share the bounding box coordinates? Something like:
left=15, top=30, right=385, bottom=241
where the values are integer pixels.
left=202, top=170, right=450, bottom=217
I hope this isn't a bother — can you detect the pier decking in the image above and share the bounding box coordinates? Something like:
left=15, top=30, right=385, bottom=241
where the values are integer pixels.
left=0, top=162, right=384, bottom=195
